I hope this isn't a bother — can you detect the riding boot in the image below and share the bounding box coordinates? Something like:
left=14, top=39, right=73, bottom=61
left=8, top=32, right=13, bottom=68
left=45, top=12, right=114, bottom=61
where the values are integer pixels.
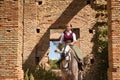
left=78, top=61, right=84, bottom=71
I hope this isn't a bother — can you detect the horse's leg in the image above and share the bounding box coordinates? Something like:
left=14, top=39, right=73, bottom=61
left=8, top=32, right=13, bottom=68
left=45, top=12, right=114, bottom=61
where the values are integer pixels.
left=72, top=57, right=78, bottom=80
left=60, top=61, right=67, bottom=80
left=61, top=71, right=66, bottom=80
left=78, top=70, right=83, bottom=80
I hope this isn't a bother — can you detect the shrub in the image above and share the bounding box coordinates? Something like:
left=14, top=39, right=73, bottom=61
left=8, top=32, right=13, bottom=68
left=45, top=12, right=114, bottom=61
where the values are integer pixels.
left=24, top=65, right=61, bottom=80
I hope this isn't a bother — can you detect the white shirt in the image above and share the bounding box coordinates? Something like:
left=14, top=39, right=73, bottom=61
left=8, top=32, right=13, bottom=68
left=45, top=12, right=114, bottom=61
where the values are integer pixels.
left=59, top=30, right=77, bottom=44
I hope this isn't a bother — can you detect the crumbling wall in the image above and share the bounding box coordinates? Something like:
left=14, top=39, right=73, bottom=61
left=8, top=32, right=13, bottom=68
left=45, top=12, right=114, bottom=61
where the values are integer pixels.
left=23, top=0, right=96, bottom=70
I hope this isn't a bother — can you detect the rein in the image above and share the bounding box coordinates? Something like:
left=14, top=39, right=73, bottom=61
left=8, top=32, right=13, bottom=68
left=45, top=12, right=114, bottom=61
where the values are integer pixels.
left=61, top=43, right=68, bottom=59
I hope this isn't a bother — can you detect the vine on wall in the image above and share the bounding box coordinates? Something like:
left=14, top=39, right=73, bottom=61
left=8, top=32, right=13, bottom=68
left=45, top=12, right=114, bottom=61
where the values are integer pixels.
left=91, top=0, right=108, bottom=80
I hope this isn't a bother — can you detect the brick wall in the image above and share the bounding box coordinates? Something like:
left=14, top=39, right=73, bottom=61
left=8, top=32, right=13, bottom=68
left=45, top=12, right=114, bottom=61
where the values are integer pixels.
left=108, top=0, right=120, bottom=80
left=22, top=0, right=37, bottom=69
left=0, top=0, right=23, bottom=80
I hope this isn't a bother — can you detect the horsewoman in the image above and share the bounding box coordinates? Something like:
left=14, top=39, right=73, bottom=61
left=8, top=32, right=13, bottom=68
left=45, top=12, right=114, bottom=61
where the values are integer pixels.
left=56, top=24, right=83, bottom=71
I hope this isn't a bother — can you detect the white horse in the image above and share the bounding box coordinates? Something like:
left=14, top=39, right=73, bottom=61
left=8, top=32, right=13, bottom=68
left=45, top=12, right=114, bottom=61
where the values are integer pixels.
left=56, top=44, right=82, bottom=80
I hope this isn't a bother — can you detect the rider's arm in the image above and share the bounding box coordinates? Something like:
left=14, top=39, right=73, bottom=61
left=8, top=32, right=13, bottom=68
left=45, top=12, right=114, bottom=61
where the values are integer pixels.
left=58, top=33, right=64, bottom=49
left=59, top=33, right=64, bottom=44
left=70, top=33, right=77, bottom=45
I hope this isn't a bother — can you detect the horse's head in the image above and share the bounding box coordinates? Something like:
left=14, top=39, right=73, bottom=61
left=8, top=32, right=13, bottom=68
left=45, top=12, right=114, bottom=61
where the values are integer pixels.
left=54, top=44, right=71, bottom=54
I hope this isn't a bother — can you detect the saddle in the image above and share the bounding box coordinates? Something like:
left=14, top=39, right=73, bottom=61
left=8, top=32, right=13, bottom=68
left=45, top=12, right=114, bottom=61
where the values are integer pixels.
left=73, top=51, right=84, bottom=71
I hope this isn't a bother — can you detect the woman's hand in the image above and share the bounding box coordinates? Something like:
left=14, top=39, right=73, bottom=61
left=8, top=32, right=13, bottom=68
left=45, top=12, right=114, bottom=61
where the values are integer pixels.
left=69, top=42, right=74, bottom=46
left=54, top=50, right=58, bottom=52
left=58, top=43, right=62, bottom=49
left=69, top=40, right=77, bottom=46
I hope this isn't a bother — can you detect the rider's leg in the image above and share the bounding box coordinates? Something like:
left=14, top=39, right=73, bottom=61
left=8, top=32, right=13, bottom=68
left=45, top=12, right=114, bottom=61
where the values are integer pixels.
left=70, top=45, right=84, bottom=71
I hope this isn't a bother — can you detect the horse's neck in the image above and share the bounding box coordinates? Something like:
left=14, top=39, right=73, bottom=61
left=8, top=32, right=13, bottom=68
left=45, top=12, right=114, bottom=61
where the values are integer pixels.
left=63, top=45, right=71, bottom=53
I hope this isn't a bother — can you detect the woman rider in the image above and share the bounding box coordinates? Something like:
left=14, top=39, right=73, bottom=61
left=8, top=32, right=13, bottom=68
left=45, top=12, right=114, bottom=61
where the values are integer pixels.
left=57, top=24, right=83, bottom=70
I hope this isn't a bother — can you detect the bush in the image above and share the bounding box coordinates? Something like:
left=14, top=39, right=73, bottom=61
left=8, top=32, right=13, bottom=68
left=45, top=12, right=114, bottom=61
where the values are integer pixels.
left=49, top=60, right=58, bottom=69
left=24, top=65, right=61, bottom=80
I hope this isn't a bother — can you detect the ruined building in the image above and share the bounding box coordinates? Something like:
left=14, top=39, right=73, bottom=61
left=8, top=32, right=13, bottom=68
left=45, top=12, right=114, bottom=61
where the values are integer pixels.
left=0, top=0, right=120, bottom=80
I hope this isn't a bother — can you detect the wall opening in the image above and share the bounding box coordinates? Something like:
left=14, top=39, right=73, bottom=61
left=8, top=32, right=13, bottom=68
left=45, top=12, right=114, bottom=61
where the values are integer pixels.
left=89, top=29, right=93, bottom=33
left=86, top=0, right=91, bottom=4
left=49, top=41, right=60, bottom=69
left=36, top=28, right=40, bottom=33
left=6, top=29, right=11, bottom=32
left=72, top=28, right=80, bottom=39
left=36, top=0, right=43, bottom=5
left=38, top=1, right=42, bottom=5
left=49, top=29, right=64, bottom=69
left=49, top=41, right=60, bottom=60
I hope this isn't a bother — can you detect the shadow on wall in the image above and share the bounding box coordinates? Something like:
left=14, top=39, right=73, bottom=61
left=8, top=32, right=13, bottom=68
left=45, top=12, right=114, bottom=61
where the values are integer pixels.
left=23, top=0, right=89, bottom=71
left=83, top=23, right=108, bottom=80
left=83, top=1, right=108, bottom=80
